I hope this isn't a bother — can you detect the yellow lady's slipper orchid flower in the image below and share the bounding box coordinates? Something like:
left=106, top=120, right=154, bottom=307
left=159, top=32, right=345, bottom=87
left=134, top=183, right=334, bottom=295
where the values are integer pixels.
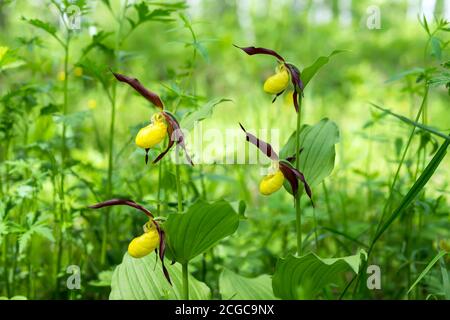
left=240, top=123, right=313, bottom=203
left=235, top=45, right=304, bottom=112
left=135, top=113, right=168, bottom=149
left=90, top=199, right=172, bottom=284
left=113, top=71, right=194, bottom=166
left=128, top=222, right=160, bottom=258
left=263, top=66, right=289, bottom=94
left=259, top=169, right=285, bottom=195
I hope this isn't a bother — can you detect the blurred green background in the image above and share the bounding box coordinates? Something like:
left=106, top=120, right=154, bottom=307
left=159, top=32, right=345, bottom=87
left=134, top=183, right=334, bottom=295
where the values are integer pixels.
left=0, top=0, right=449, bottom=300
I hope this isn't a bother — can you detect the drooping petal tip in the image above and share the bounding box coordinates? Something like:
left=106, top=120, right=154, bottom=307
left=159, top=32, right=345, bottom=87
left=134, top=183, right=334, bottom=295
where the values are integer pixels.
left=155, top=111, right=194, bottom=166
left=279, top=161, right=314, bottom=206
left=89, top=199, right=154, bottom=218
left=112, top=71, right=164, bottom=109
left=234, top=44, right=285, bottom=62
left=239, top=123, right=279, bottom=160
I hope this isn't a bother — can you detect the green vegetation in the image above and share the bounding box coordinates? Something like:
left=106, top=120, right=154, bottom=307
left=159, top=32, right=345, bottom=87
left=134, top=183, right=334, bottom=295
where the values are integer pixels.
left=0, top=0, right=449, bottom=300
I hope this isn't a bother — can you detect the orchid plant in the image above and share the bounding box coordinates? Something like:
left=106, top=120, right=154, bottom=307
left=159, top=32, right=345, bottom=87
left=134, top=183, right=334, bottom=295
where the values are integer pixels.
left=234, top=45, right=304, bottom=112
left=89, top=199, right=171, bottom=284
left=239, top=123, right=312, bottom=204
left=112, top=72, right=193, bottom=166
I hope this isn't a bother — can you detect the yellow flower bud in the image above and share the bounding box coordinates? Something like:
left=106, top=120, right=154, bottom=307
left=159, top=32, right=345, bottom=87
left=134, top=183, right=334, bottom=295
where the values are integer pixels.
left=87, top=99, right=97, bottom=109
left=58, top=71, right=65, bottom=81
left=74, top=67, right=83, bottom=77
left=439, top=239, right=450, bottom=252
left=263, top=66, right=289, bottom=94
left=128, top=223, right=160, bottom=258
left=135, top=113, right=168, bottom=149
left=259, top=169, right=285, bottom=195
left=0, top=46, right=9, bottom=61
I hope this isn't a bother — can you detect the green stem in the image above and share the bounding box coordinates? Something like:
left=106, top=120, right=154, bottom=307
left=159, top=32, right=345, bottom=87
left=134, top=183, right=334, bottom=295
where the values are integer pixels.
left=2, top=138, right=10, bottom=297
left=101, top=92, right=115, bottom=266
left=295, top=96, right=303, bottom=256
left=101, top=0, right=128, bottom=266
left=176, top=157, right=187, bottom=299
left=182, top=262, right=189, bottom=300
left=199, top=164, right=207, bottom=200
left=356, top=86, right=430, bottom=297
left=157, top=161, right=163, bottom=215
left=56, top=37, right=70, bottom=297
left=322, top=181, right=335, bottom=226
left=2, top=237, right=9, bottom=297
left=373, top=86, right=429, bottom=241
left=175, top=164, right=183, bottom=214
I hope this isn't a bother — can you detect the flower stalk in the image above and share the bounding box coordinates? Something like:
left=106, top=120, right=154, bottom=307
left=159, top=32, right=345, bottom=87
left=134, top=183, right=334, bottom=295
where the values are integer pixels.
left=182, top=262, right=189, bottom=300
left=294, top=95, right=303, bottom=256
left=101, top=0, right=128, bottom=267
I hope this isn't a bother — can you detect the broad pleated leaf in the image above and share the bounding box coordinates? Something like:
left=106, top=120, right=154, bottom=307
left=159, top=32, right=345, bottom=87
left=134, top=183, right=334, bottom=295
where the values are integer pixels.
left=272, top=250, right=366, bottom=299
left=163, top=200, right=239, bottom=264
left=109, top=252, right=211, bottom=300
left=219, top=268, right=276, bottom=300
left=280, top=118, right=339, bottom=187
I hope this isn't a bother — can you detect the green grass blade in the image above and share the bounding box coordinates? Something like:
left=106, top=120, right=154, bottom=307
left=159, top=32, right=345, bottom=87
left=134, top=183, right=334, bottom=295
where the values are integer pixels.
left=407, top=251, right=448, bottom=295
left=440, top=258, right=450, bottom=300
left=321, top=227, right=369, bottom=248
left=370, top=103, right=450, bottom=141
left=372, top=138, right=449, bottom=248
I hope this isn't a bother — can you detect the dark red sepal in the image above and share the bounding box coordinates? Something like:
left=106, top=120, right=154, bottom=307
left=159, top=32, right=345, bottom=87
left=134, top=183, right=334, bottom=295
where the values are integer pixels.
left=239, top=123, right=279, bottom=160
left=272, top=90, right=285, bottom=103
left=112, top=72, right=164, bottom=109
left=284, top=63, right=304, bottom=113
left=145, top=148, right=149, bottom=164
left=286, top=148, right=304, bottom=163
left=234, top=45, right=285, bottom=62
left=89, top=198, right=154, bottom=218
left=153, top=122, right=175, bottom=164
left=279, top=162, right=299, bottom=197
left=153, top=111, right=194, bottom=166
left=292, top=91, right=299, bottom=113
left=279, top=161, right=314, bottom=206
left=285, top=63, right=304, bottom=92
left=155, top=224, right=171, bottom=285
left=89, top=199, right=172, bottom=285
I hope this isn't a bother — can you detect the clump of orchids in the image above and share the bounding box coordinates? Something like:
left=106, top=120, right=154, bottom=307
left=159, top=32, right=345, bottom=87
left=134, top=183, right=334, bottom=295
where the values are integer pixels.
left=234, top=45, right=304, bottom=112
left=89, top=73, right=196, bottom=284
left=240, top=124, right=312, bottom=204
left=237, top=44, right=315, bottom=256
left=89, top=199, right=171, bottom=283
left=112, top=72, right=193, bottom=165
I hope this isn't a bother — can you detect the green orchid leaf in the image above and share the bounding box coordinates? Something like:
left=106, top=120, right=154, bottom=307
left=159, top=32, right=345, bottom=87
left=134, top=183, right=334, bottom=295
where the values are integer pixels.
left=219, top=268, right=276, bottom=300
left=280, top=118, right=339, bottom=188
left=272, top=250, right=367, bottom=299
left=301, top=50, right=345, bottom=88
left=110, top=252, right=211, bottom=300
left=163, top=200, right=239, bottom=264
left=181, top=98, right=231, bottom=131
